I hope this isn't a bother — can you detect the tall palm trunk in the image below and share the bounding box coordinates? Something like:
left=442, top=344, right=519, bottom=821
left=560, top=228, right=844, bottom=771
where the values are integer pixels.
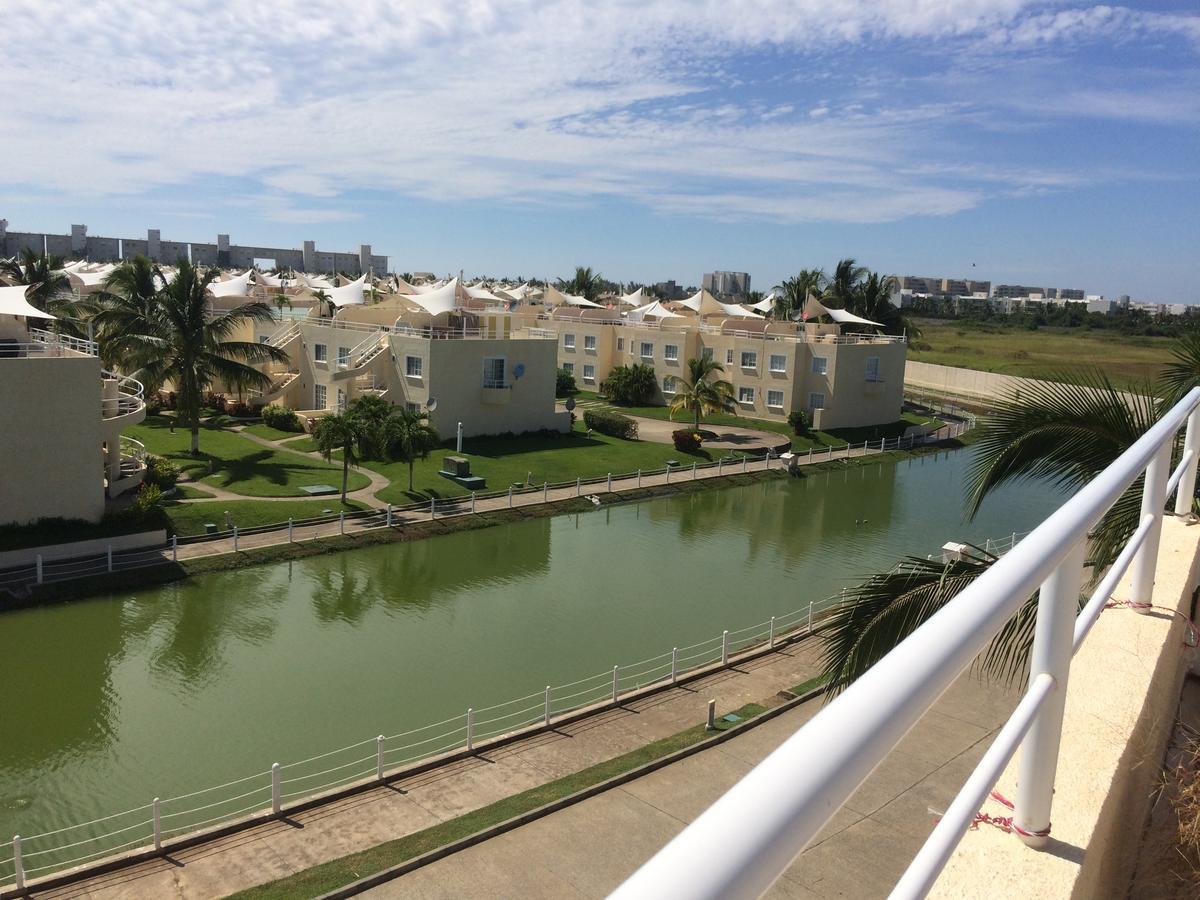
left=190, top=420, right=201, bottom=455
left=409, top=459, right=415, bottom=491
left=341, top=441, right=350, bottom=503
left=694, top=403, right=701, bottom=431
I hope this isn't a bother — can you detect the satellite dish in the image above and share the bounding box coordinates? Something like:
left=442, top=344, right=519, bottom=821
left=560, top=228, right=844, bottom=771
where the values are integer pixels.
left=565, top=397, right=577, bottom=411
left=426, top=397, right=438, bottom=412
left=513, top=363, right=526, bottom=380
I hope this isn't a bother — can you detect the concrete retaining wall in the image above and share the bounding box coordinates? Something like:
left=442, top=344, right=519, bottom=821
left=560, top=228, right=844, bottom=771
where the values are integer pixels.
left=0, top=530, right=167, bottom=569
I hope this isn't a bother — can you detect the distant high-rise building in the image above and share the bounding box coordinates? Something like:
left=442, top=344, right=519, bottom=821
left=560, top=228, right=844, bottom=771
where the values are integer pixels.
left=702, top=271, right=750, bottom=298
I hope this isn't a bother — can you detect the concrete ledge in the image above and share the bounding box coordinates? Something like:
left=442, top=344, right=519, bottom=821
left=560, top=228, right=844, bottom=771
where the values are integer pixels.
left=0, top=529, right=166, bottom=569
left=931, top=516, right=1200, bottom=899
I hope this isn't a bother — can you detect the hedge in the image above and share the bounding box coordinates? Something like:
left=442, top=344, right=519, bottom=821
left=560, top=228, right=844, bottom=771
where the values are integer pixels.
left=584, top=408, right=639, bottom=440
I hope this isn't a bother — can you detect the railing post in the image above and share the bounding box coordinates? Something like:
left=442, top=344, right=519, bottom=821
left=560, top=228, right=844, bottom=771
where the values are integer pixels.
left=153, top=797, right=162, bottom=851
left=544, top=686, right=552, bottom=725
left=1014, top=539, right=1086, bottom=846
left=271, top=763, right=281, bottom=815
left=769, top=616, right=776, bottom=648
left=707, top=699, right=717, bottom=730
left=13, top=835, right=23, bottom=892
left=718, top=458, right=723, bottom=474
left=807, top=601, right=814, bottom=632
left=466, top=708, right=474, bottom=751
left=722, top=630, right=729, bottom=665
left=430, top=497, right=436, bottom=518
left=743, top=455, right=748, bottom=473
left=171, top=535, right=177, bottom=562
left=828, top=445, right=833, bottom=461
left=671, top=647, right=678, bottom=684
left=288, top=517, right=294, bottom=541
left=376, top=735, right=385, bottom=781
left=1174, top=404, right=1200, bottom=515
left=692, top=462, right=697, bottom=480
left=471, top=492, right=476, bottom=513
left=544, top=481, right=549, bottom=502
left=386, top=504, right=393, bottom=527
left=107, top=544, right=113, bottom=572
left=233, top=526, right=239, bottom=552
left=508, top=485, right=513, bottom=507
left=666, top=465, right=670, bottom=483
left=339, top=511, right=345, bottom=534
left=35, top=554, right=43, bottom=585
left=576, top=476, right=581, bottom=496
left=612, top=665, right=620, bottom=702
left=808, top=447, right=813, bottom=463
left=1131, top=438, right=1173, bottom=609
left=607, top=472, right=612, bottom=492
left=637, top=468, right=642, bottom=488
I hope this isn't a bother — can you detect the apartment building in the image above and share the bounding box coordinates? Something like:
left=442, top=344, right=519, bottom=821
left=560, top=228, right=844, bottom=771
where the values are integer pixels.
left=0, top=287, right=146, bottom=525
left=702, top=271, right=751, bottom=298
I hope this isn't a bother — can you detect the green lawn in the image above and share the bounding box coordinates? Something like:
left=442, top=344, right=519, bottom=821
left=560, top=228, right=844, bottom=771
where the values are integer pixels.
left=171, top=484, right=216, bottom=499
left=285, top=436, right=319, bottom=453
left=240, top=423, right=306, bottom=442
left=127, top=417, right=370, bottom=498
left=164, top=499, right=367, bottom=536
left=909, top=319, right=1177, bottom=390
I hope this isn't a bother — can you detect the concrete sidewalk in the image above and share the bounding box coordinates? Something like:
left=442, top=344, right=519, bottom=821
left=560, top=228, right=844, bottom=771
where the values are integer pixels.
left=369, top=673, right=1017, bottom=899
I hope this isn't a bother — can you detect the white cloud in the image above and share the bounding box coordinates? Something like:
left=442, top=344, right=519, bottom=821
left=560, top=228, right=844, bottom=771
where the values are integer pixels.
left=0, top=1, right=1195, bottom=225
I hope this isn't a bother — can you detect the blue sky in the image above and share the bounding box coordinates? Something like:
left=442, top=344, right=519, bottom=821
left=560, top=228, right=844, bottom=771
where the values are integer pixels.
left=1, top=1, right=1197, bottom=300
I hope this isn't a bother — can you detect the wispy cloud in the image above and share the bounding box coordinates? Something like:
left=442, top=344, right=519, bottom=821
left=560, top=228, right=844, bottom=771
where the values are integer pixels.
left=0, top=1, right=1196, bottom=225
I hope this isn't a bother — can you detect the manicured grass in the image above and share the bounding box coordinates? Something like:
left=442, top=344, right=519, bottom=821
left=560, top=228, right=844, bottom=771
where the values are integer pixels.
left=790, top=674, right=830, bottom=696
left=170, top=484, right=216, bottom=499
left=127, top=416, right=369, bottom=497
left=285, top=436, right=318, bottom=453
left=229, top=702, right=769, bottom=900
left=164, top=499, right=367, bottom=536
left=909, top=319, right=1176, bottom=390
left=240, top=423, right=306, bottom=442
left=366, top=421, right=727, bottom=506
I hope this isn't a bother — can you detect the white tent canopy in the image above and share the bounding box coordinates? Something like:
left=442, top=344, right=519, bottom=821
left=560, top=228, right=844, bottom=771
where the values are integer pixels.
left=255, top=271, right=287, bottom=287
left=303, top=273, right=336, bottom=291
left=404, top=278, right=460, bottom=316
left=750, top=295, right=776, bottom=312
left=208, top=270, right=254, bottom=298
left=680, top=288, right=762, bottom=318
left=544, top=284, right=603, bottom=308
left=626, top=299, right=685, bottom=322
left=326, top=274, right=368, bottom=307
left=619, top=287, right=646, bottom=306
left=465, top=285, right=504, bottom=302
left=393, top=275, right=418, bottom=294
left=803, top=296, right=883, bottom=328
left=0, top=284, right=54, bottom=319
left=411, top=279, right=447, bottom=294
left=497, top=282, right=530, bottom=301
left=69, top=269, right=109, bottom=288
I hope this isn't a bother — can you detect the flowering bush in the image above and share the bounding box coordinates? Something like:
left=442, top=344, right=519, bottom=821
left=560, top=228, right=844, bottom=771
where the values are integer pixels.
left=672, top=429, right=703, bottom=452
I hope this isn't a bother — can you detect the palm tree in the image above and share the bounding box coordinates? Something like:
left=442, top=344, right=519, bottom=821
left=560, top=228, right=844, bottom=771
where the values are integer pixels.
left=775, top=269, right=826, bottom=319
left=124, top=260, right=288, bottom=454
left=1158, top=333, right=1200, bottom=408
left=311, top=288, right=335, bottom=318
left=381, top=407, right=441, bottom=492
left=273, top=292, right=294, bottom=321
left=92, top=256, right=164, bottom=369
left=824, top=258, right=866, bottom=308
left=850, top=270, right=918, bottom=337
left=560, top=266, right=604, bottom=301
left=805, top=369, right=1165, bottom=690
left=0, top=248, right=86, bottom=333
left=669, top=357, right=736, bottom=431
left=345, top=393, right=394, bottom=459
left=312, top=412, right=364, bottom=503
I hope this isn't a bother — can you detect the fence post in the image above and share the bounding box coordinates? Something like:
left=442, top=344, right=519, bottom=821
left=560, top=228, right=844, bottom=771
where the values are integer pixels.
left=339, top=511, right=345, bottom=534
left=471, top=492, right=476, bottom=513
left=576, top=476, right=581, bottom=496
left=666, top=465, right=671, bottom=484
left=153, top=797, right=162, bottom=851
left=1174, top=404, right=1200, bottom=515
left=288, top=517, right=294, bottom=541
left=544, top=686, right=552, bottom=725
left=233, top=526, right=238, bottom=552
left=544, top=481, right=548, bottom=502
left=612, top=665, right=620, bottom=702
left=828, top=445, right=833, bottom=461
left=430, top=497, right=436, bottom=518
left=386, top=504, right=392, bottom=527
left=722, top=630, right=729, bottom=665
left=271, top=763, right=281, bottom=815
left=769, top=616, right=776, bottom=648
left=107, top=544, right=113, bottom=572
left=607, top=472, right=612, bottom=492
left=637, top=468, right=642, bottom=488
left=743, top=455, right=748, bottom=473
left=1014, top=539, right=1087, bottom=846
left=671, top=647, right=678, bottom=684
left=376, top=735, right=385, bottom=781
left=466, top=708, right=474, bottom=751
left=808, top=447, right=813, bottom=463
left=508, top=485, right=513, bottom=507
left=707, top=699, right=717, bottom=730
left=693, top=462, right=697, bottom=480
left=1131, top=438, right=1173, bottom=608
left=807, top=601, right=814, bottom=632
left=171, top=535, right=177, bottom=562
left=13, top=835, right=23, bottom=892
left=35, top=554, right=43, bottom=585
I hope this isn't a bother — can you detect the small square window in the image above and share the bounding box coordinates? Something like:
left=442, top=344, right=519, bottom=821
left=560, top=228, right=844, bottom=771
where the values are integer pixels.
left=702, top=347, right=714, bottom=361
left=583, top=364, right=595, bottom=381
left=767, top=389, right=784, bottom=408
left=314, top=343, right=327, bottom=362
left=811, top=357, right=828, bottom=375
left=617, top=337, right=625, bottom=351
left=640, top=342, right=654, bottom=358
left=725, top=349, right=734, bottom=365
left=562, top=362, right=574, bottom=374
left=564, top=333, right=576, bottom=349
left=738, top=386, right=755, bottom=404
left=740, top=351, right=757, bottom=369
left=337, top=346, right=350, bottom=366
left=406, top=355, right=423, bottom=378
left=314, top=384, right=327, bottom=408
left=769, top=354, right=786, bottom=373
left=584, top=335, right=597, bottom=351
left=809, top=392, right=825, bottom=410
left=663, top=375, right=677, bottom=394
left=664, top=344, right=679, bottom=361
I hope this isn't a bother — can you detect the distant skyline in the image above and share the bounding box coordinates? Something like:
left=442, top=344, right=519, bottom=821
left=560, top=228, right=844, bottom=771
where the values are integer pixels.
left=1, top=1, right=1197, bottom=301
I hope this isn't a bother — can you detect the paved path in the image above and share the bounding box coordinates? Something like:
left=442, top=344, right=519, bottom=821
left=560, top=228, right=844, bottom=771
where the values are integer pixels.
left=368, top=673, right=1018, bottom=900
left=563, top=400, right=790, bottom=453
left=33, top=644, right=827, bottom=898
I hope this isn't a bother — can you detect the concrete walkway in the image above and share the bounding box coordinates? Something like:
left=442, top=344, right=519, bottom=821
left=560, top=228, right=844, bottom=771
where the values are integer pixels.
left=563, top=400, right=790, bottom=453
left=368, top=673, right=1018, bottom=900
left=31, top=644, right=827, bottom=898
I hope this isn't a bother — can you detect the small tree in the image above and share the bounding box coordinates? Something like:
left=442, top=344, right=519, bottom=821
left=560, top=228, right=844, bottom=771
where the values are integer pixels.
left=312, top=413, right=364, bottom=503
left=668, top=357, right=735, bottom=430
left=787, top=410, right=810, bottom=436
left=345, top=393, right=394, bottom=459
left=381, top=407, right=441, bottom=492
left=556, top=367, right=577, bottom=397
left=603, top=363, right=657, bottom=405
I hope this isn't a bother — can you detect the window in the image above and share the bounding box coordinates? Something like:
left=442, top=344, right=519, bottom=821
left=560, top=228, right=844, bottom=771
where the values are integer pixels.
left=583, top=364, right=596, bottom=382
left=664, top=344, right=679, bottom=361
left=337, top=346, right=350, bottom=366
left=725, top=349, right=734, bottom=365
left=405, top=401, right=420, bottom=412
left=336, top=388, right=346, bottom=411
left=584, top=335, right=597, bottom=351
left=617, top=337, right=625, bottom=352
left=483, top=357, right=506, bottom=388
left=866, top=356, right=881, bottom=382
left=702, top=347, right=714, bottom=361
left=769, top=354, right=786, bottom=373
left=767, top=389, right=785, bottom=409
left=405, top=355, right=423, bottom=378
left=740, top=351, right=758, bottom=369
left=562, top=361, right=575, bottom=374
left=663, top=375, right=677, bottom=394
left=314, top=384, right=327, bottom=409
left=809, top=392, right=825, bottom=410
left=811, top=356, right=828, bottom=375
left=314, top=343, right=327, bottom=362
left=738, top=386, right=755, bottom=404
left=640, top=341, right=654, bottom=358
left=564, top=333, right=576, bottom=350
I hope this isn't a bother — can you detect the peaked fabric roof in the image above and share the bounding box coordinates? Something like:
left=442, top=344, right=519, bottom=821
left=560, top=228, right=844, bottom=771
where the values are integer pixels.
left=750, top=295, right=776, bottom=312
left=393, top=275, right=419, bottom=294
left=619, top=287, right=646, bottom=306
left=255, top=271, right=287, bottom=287
left=680, top=288, right=762, bottom=318
left=303, top=274, right=336, bottom=290
left=327, top=274, right=368, bottom=307
left=803, top=296, right=884, bottom=327
left=626, top=299, right=685, bottom=321
left=208, top=270, right=254, bottom=297
left=544, top=284, right=603, bottom=308
left=411, top=279, right=447, bottom=294
left=465, top=285, right=504, bottom=302
left=404, top=278, right=460, bottom=316
left=0, top=284, right=54, bottom=319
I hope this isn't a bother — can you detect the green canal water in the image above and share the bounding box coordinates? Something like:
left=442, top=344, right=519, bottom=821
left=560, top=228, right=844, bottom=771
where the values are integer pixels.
left=1, top=449, right=1067, bottom=871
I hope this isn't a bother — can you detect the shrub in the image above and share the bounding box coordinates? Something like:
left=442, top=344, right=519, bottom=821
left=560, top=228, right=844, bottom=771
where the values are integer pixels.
left=227, top=400, right=252, bottom=418
left=133, top=483, right=164, bottom=513
left=602, top=364, right=657, bottom=406
left=143, top=454, right=179, bottom=489
left=672, top=429, right=702, bottom=452
left=145, top=393, right=164, bottom=415
left=584, top=408, right=638, bottom=440
left=262, top=404, right=301, bottom=432
left=204, top=392, right=228, bottom=413
left=556, top=368, right=577, bottom=397
left=787, top=410, right=810, bottom=437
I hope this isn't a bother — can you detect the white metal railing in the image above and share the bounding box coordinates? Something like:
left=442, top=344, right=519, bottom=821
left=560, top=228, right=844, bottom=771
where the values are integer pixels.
left=531, top=315, right=905, bottom=346
left=4, top=329, right=99, bottom=358
left=0, top=520, right=1027, bottom=892
left=612, top=387, right=1200, bottom=900
left=100, top=370, right=145, bottom=419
